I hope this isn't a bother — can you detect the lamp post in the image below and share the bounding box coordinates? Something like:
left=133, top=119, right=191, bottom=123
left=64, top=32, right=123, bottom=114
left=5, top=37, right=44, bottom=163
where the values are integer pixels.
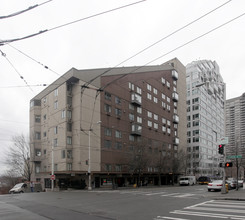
left=88, top=121, right=101, bottom=190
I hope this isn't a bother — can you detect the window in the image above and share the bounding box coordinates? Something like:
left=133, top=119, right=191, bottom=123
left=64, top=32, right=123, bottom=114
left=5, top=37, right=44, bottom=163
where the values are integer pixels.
left=35, top=164, right=40, bottom=173
left=67, top=123, right=72, bottom=132
left=147, top=84, right=152, bottom=91
left=129, top=135, right=135, bottom=141
left=115, top=96, right=121, bottom=105
left=154, top=123, right=158, bottom=129
left=67, top=150, right=72, bottom=159
left=35, top=149, right=41, bottom=157
left=61, top=110, right=66, bottom=118
left=61, top=150, right=66, bottom=159
left=136, top=87, right=142, bottom=94
left=161, top=77, right=166, bottom=84
left=162, top=118, right=166, bottom=124
left=137, top=107, right=142, bottom=114
left=35, top=132, right=41, bottom=140
left=115, top=130, right=122, bottom=138
left=137, top=116, right=142, bottom=123
left=166, top=81, right=170, bottom=88
left=104, top=104, right=111, bottom=113
left=167, top=105, right=171, bottom=111
left=115, top=165, right=122, bottom=172
left=54, top=100, right=58, bottom=109
left=129, top=113, right=134, bottom=121
left=105, top=92, right=111, bottom=101
left=104, top=140, right=112, bottom=149
left=162, top=93, right=166, bottom=99
left=104, top=128, right=112, bottom=136
left=43, top=132, right=46, bottom=137
left=162, top=126, right=166, bottom=132
left=53, top=138, right=58, bottom=147
left=153, top=114, right=158, bottom=120
left=67, top=136, right=72, bottom=145
left=148, top=121, right=152, bottom=127
left=35, top=115, right=41, bottom=123
left=43, top=114, right=46, bottom=120
left=115, top=142, right=122, bottom=150
left=129, top=103, right=134, bottom=110
left=67, top=110, right=72, bottom=119
left=153, top=97, right=158, bottom=103
left=162, top=102, right=166, bottom=109
left=54, top=126, right=58, bottom=134
left=105, top=164, right=112, bottom=172
left=115, top=108, right=122, bottom=116
left=52, top=164, right=57, bottom=172
left=167, top=97, right=170, bottom=103
left=67, top=163, right=72, bottom=171
left=147, top=111, right=152, bottom=118
left=54, top=88, right=58, bottom=96
left=129, top=82, right=134, bottom=90
left=147, top=93, right=152, bottom=100
left=167, top=120, right=171, bottom=126
left=153, top=88, right=157, bottom=95
left=167, top=128, right=171, bottom=134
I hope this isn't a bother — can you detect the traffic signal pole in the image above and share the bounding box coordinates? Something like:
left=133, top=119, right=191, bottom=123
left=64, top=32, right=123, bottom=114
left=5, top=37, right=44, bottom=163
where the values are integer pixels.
left=221, top=144, right=227, bottom=194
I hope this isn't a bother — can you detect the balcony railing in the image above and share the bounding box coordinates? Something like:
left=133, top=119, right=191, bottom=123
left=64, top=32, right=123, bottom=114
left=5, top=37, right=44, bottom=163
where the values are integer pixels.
left=131, top=93, right=142, bottom=106
left=172, top=92, right=179, bottom=102
left=131, top=123, right=142, bottom=136
left=172, top=70, right=178, bottom=80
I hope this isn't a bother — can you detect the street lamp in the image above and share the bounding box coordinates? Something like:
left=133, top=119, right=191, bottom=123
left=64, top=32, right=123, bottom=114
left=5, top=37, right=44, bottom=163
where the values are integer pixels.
left=88, top=121, right=101, bottom=190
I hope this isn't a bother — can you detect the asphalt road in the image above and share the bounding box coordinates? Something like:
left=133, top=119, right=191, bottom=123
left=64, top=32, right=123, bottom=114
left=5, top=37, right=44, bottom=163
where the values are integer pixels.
left=1, top=185, right=245, bottom=220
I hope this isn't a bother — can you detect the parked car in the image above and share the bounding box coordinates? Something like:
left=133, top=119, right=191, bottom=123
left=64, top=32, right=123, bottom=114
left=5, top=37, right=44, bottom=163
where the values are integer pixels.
left=9, top=182, right=42, bottom=194
left=226, top=180, right=237, bottom=189
left=238, top=180, right=243, bottom=188
left=207, top=180, right=224, bottom=191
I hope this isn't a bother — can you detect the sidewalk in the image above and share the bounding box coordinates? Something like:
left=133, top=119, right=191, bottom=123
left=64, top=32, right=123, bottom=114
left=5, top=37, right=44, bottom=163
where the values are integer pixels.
left=215, top=188, right=245, bottom=201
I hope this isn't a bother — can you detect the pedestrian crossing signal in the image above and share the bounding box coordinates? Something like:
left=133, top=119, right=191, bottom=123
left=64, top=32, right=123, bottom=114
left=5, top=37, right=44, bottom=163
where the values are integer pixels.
left=225, top=162, right=232, bottom=167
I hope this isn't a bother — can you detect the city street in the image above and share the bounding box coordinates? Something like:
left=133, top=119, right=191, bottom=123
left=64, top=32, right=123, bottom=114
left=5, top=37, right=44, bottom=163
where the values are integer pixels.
left=0, top=185, right=245, bottom=220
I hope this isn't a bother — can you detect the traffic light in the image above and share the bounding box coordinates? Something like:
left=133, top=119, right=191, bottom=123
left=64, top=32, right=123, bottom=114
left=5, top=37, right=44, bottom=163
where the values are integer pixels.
left=218, top=144, right=224, bottom=154
left=225, top=162, right=233, bottom=167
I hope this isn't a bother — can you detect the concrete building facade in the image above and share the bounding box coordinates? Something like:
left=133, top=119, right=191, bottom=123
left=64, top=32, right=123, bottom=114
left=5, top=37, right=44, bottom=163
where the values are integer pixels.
left=225, top=93, right=245, bottom=179
left=186, top=60, right=225, bottom=177
left=30, top=58, right=186, bottom=190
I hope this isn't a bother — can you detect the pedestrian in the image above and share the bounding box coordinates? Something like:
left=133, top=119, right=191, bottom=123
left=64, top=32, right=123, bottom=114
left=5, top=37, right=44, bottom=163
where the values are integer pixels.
left=30, top=181, right=34, bottom=192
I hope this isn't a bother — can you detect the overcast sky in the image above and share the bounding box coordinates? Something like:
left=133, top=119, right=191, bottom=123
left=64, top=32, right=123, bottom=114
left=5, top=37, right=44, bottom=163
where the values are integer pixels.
left=1, top=0, right=245, bottom=174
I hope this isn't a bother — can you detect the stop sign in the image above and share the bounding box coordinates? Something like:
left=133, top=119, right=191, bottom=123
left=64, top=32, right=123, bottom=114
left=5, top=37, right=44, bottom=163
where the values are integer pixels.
left=50, top=175, right=55, bottom=180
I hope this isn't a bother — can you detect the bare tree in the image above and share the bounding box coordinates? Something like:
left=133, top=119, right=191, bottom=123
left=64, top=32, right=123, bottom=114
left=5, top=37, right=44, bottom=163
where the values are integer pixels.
left=128, top=144, right=150, bottom=186
left=4, top=134, right=32, bottom=181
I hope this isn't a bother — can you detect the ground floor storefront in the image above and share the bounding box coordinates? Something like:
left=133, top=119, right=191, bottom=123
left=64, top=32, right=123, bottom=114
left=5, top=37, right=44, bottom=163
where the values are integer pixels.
left=35, top=172, right=181, bottom=191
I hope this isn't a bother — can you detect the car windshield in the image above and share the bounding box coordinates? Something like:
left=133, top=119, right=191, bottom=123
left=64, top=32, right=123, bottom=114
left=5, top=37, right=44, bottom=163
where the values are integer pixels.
left=13, top=183, right=23, bottom=188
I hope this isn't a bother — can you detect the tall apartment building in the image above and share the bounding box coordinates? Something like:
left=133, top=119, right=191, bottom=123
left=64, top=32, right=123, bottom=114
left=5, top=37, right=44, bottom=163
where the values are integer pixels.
left=186, top=60, right=225, bottom=177
left=30, top=58, right=186, bottom=189
left=225, top=93, right=245, bottom=178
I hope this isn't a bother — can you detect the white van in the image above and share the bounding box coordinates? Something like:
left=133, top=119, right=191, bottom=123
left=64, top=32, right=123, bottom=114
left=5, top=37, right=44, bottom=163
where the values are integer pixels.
left=9, top=182, right=42, bottom=193
left=179, top=176, right=196, bottom=186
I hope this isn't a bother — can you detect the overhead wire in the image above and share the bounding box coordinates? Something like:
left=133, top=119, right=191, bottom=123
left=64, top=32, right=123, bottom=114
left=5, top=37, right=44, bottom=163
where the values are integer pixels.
left=0, top=49, right=34, bottom=92
left=0, top=0, right=53, bottom=19
left=0, top=0, right=146, bottom=45
left=82, top=0, right=235, bottom=129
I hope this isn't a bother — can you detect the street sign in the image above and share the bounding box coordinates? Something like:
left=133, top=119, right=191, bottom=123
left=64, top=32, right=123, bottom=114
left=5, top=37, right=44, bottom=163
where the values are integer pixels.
left=219, top=137, right=229, bottom=145
left=50, top=175, right=56, bottom=180
left=226, top=155, right=242, bottom=159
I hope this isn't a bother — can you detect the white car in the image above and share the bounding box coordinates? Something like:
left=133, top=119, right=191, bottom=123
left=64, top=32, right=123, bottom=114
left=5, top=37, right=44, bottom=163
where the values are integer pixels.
left=207, top=180, right=224, bottom=191
left=9, top=183, right=27, bottom=194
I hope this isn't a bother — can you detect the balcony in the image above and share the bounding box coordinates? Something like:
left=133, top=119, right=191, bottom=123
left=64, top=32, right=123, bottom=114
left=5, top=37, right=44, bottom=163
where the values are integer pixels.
left=172, top=92, right=179, bottom=102
left=173, top=137, right=179, bottom=145
left=131, top=93, right=142, bottom=106
left=131, top=123, right=142, bottom=136
left=173, top=114, right=179, bottom=124
left=172, top=70, right=178, bottom=80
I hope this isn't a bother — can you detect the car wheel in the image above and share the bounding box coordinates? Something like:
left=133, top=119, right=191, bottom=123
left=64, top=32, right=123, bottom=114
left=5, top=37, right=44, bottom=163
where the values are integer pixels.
left=208, top=189, right=211, bottom=192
